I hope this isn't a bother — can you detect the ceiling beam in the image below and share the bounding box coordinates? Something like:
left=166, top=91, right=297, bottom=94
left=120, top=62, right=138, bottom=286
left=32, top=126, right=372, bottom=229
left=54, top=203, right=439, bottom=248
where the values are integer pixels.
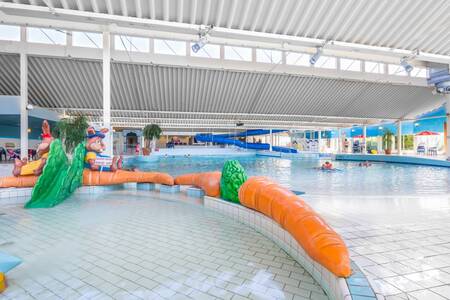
left=119, top=0, right=127, bottom=17
left=135, top=0, right=142, bottom=18
left=105, top=0, right=113, bottom=15
left=163, top=0, right=169, bottom=21
left=177, top=0, right=183, bottom=23
left=75, top=0, right=84, bottom=11
left=215, top=0, right=224, bottom=27
left=250, top=0, right=265, bottom=31
left=90, top=0, right=99, bottom=13
left=202, top=0, right=210, bottom=25
left=190, top=0, right=196, bottom=24
left=239, top=0, right=252, bottom=30
left=282, top=0, right=302, bottom=35
left=226, top=0, right=237, bottom=29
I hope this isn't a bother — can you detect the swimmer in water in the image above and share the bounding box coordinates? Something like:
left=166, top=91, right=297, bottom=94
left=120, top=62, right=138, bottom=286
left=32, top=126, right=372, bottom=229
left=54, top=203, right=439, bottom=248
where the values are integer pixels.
left=321, top=161, right=333, bottom=170
left=358, top=161, right=372, bottom=167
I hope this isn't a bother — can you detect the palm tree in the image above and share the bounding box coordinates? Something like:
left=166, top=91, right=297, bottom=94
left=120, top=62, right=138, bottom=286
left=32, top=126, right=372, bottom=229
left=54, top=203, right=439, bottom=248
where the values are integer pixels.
left=143, top=124, right=162, bottom=153
left=52, top=115, right=89, bottom=153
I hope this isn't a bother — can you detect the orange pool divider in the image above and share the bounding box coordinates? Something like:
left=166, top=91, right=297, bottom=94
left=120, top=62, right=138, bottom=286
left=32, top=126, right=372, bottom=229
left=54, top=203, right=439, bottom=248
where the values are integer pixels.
left=239, top=176, right=351, bottom=277
left=82, top=169, right=174, bottom=186
left=174, top=172, right=221, bottom=197
left=0, top=176, right=38, bottom=188
left=0, top=170, right=174, bottom=188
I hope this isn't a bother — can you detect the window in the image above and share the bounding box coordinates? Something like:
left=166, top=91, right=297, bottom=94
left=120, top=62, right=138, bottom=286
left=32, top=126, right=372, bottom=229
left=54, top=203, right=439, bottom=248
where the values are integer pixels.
left=365, top=61, right=385, bottom=74
left=190, top=43, right=220, bottom=58
left=411, top=67, right=427, bottom=78
left=315, top=56, right=336, bottom=69
left=286, top=52, right=310, bottom=67
left=73, top=31, right=102, bottom=48
left=340, top=58, right=361, bottom=72
left=388, top=64, right=408, bottom=76
left=224, top=46, right=252, bottom=61
left=154, top=39, right=186, bottom=56
left=256, top=49, right=282, bottom=64
left=0, top=25, right=20, bottom=41
left=27, top=27, right=66, bottom=45
left=115, top=35, right=149, bottom=52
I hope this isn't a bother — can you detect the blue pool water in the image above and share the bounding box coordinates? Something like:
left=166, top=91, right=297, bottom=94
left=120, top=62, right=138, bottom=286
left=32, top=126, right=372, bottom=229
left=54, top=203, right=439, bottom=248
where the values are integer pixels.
left=128, top=156, right=450, bottom=196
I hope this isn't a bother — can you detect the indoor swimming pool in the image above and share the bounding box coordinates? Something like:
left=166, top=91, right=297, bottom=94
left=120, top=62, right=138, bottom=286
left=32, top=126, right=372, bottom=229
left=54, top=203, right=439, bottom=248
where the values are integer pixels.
left=128, top=156, right=450, bottom=196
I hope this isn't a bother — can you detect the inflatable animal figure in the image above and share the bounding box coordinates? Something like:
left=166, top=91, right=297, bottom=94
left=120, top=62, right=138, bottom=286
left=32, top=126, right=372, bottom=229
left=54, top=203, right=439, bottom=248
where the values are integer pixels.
left=84, top=127, right=122, bottom=171
left=13, top=120, right=53, bottom=177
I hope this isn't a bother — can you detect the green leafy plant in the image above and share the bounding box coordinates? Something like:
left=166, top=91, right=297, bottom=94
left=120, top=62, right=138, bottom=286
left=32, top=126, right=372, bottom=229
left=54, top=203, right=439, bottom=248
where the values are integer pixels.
left=52, top=115, right=89, bottom=154
left=143, top=124, right=162, bottom=151
left=382, top=129, right=394, bottom=154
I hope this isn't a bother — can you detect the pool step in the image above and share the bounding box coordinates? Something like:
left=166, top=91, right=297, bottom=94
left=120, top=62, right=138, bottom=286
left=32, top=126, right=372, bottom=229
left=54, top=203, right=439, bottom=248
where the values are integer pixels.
left=137, top=183, right=156, bottom=191
left=160, top=185, right=181, bottom=194
left=186, top=187, right=205, bottom=198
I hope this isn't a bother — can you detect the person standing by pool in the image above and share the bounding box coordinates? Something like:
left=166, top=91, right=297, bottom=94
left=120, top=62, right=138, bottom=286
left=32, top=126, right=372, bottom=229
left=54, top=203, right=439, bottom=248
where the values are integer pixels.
left=135, top=142, right=140, bottom=156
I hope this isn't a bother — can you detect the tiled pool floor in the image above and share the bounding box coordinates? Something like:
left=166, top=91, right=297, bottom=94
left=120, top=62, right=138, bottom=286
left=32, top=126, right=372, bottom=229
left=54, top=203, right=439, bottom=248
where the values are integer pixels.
left=306, top=193, right=450, bottom=300
left=0, top=190, right=327, bottom=300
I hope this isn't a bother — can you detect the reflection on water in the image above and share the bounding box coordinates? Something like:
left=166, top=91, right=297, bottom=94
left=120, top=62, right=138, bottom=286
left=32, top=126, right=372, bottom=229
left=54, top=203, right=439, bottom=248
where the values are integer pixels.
left=127, top=156, right=450, bottom=196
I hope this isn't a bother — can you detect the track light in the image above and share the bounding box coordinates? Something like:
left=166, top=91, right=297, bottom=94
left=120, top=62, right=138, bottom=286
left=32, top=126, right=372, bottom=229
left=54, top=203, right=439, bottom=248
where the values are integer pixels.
left=309, top=47, right=322, bottom=65
left=192, top=25, right=214, bottom=53
left=400, top=58, right=413, bottom=73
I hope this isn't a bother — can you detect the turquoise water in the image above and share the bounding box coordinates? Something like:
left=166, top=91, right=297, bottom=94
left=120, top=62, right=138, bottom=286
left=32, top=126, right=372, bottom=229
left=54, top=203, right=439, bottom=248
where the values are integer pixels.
left=128, top=156, right=450, bottom=196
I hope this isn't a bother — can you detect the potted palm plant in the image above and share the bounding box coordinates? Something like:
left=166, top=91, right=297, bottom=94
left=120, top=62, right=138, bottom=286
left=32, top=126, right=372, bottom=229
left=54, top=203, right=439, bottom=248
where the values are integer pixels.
left=143, top=124, right=162, bottom=155
left=382, top=129, right=394, bottom=155
left=52, top=115, right=89, bottom=154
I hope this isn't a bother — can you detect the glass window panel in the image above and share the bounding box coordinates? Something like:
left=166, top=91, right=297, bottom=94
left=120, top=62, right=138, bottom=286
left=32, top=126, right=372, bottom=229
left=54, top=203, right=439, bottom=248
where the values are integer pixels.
left=388, top=64, right=408, bottom=76
left=115, top=35, right=149, bottom=52
left=224, top=46, right=252, bottom=61
left=72, top=31, right=102, bottom=48
left=286, top=52, right=310, bottom=66
left=256, top=49, right=282, bottom=64
left=411, top=67, right=427, bottom=78
left=154, top=39, right=186, bottom=56
left=365, top=61, right=385, bottom=74
left=190, top=43, right=220, bottom=58
left=28, top=27, right=66, bottom=45
left=0, top=25, right=20, bottom=41
left=340, top=58, right=361, bottom=72
left=315, top=56, right=336, bottom=69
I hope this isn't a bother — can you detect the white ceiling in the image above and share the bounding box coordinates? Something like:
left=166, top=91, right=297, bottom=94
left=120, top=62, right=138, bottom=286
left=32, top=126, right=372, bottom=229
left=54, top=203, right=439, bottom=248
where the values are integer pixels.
left=1, top=0, right=449, bottom=56
left=0, top=54, right=444, bottom=129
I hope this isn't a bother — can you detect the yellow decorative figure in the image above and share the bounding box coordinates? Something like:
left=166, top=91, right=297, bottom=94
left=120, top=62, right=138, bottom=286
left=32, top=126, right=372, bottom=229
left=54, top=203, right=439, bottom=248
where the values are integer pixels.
left=0, top=272, right=6, bottom=293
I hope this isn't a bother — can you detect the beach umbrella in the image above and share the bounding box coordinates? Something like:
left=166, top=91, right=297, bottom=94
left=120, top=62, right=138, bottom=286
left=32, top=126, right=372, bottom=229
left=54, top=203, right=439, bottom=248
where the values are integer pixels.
left=415, top=131, right=439, bottom=136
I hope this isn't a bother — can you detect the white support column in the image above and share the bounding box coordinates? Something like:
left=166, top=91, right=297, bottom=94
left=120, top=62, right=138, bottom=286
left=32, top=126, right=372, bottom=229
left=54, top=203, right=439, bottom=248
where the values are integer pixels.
left=337, top=128, right=342, bottom=153
left=20, top=52, right=28, bottom=160
left=103, top=31, right=112, bottom=156
left=397, top=120, right=402, bottom=155
left=269, top=129, right=273, bottom=152
left=318, top=130, right=321, bottom=153
left=363, top=125, right=367, bottom=154
left=445, top=94, right=450, bottom=158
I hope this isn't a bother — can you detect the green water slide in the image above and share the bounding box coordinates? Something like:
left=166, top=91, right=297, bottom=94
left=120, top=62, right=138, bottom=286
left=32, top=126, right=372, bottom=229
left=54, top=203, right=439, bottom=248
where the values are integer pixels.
left=24, top=140, right=85, bottom=209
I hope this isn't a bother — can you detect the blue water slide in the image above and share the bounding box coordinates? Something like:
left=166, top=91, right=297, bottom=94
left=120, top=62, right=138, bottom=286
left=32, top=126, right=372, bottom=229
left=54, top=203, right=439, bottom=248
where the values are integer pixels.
left=195, top=133, right=297, bottom=153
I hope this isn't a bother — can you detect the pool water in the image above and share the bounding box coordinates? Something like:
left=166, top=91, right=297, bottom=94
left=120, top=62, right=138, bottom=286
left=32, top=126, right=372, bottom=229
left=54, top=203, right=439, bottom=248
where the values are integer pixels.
left=128, top=156, right=450, bottom=196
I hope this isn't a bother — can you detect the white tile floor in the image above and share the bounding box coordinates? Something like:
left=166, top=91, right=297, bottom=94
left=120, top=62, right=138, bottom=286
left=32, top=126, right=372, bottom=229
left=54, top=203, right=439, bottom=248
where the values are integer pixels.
left=305, top=193, right=450, bottom=300
left=0, top=190, right=327, bottom=300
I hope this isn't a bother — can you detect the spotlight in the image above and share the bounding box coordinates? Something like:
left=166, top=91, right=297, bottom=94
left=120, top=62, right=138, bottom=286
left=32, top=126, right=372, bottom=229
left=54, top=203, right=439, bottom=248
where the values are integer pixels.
left=400, top=58, right=413, bottom=73
left=191, top=38, right=207, bottom=53
left=309, top=47, right=322, bottom=65
left=26, top=104, right=34, bottom=110
left=192, top=25, right=213, bottom=53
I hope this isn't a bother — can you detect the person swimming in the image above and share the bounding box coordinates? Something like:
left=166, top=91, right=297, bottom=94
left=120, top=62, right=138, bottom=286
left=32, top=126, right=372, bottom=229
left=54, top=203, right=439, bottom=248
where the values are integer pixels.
left=321, top=161, right=333, bottom=170
left=358, top=161, right=372, bottom=167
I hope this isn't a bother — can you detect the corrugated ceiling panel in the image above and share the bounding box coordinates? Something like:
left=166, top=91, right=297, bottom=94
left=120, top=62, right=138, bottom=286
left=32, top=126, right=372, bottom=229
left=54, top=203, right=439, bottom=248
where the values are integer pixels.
left=0, top=55, right=444, bottom=124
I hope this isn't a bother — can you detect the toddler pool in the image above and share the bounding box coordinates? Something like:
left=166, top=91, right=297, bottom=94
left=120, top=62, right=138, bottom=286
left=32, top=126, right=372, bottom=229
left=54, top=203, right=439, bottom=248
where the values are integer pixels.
left=128, top=155, right=450, bottom=196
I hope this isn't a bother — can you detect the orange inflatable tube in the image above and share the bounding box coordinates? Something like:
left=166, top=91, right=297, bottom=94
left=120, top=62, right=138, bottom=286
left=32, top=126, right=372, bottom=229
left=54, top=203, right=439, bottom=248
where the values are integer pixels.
left=0, top=170, right=174, bottom=188
left=82, top=169, right=174, bottom=186
left=174, top=172, right=221, bottom=197
left=239, top=176, right=351, bottom=277
left=0, top=176, right=38, bottom=188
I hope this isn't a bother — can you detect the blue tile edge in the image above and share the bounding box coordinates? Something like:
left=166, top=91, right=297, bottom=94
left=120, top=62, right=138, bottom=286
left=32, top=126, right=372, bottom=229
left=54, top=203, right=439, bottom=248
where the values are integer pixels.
left=345, top=261, right=376, bottom=299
